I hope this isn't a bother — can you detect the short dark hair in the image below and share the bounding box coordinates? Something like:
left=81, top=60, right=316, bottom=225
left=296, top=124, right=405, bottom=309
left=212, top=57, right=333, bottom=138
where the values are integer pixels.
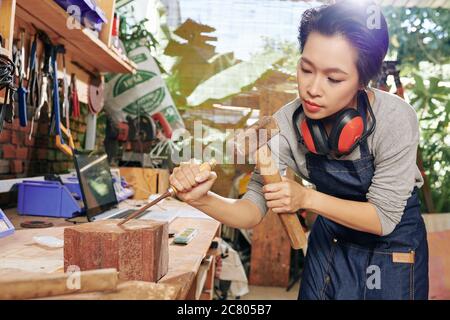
left=298, top=1, right=389, bottom=87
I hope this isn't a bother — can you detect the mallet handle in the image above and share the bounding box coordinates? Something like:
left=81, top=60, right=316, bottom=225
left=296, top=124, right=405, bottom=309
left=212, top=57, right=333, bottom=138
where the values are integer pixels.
left=256, top=145, right=307, bottom=250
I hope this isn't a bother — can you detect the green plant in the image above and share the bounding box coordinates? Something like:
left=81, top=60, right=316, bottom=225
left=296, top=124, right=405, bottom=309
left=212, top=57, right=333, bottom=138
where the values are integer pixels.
left=384, top=6, right=450, bottom=66
left=409, top=71, right=450, bottom=212
left=118, top=7, right=166, bottom=74
left=259, top=36, right=300, bottom=76
left=186, top=51, right=284, bottom=106
left=383, top=6, right=450, bottom=212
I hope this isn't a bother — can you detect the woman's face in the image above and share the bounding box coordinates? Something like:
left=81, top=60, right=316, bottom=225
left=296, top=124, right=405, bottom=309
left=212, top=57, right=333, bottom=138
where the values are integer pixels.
left=297, top=32, right=361, bottom=120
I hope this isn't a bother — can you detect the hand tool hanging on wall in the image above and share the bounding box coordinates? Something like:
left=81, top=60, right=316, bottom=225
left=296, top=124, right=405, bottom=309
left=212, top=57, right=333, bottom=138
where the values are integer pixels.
left=117, top=159, right=217, bottom=226
left=0, top=53, right=16, bottom=133
left=27, top=34, right=40, bottom=139
left=127, top=114, right=156, bottom=142
left=30, top=71, right=48, bottom=139
left=40, top=32, right=54, bottom=122
left=27, top=34, right=39, bottom=112
left=14, top=29, right=28, bottom=127
left=88, top=75, right=105, bottom=114
left=30, top=31, right=52, bottom=139
left=60, top=47, right=70, bottom=133
left=70, top=73, right=80, bottom=118
left=375, top=61, right=404, bottom=98
left=152, top=112, right=173, bottom=139
left=51, top=45, right=75, bottom=156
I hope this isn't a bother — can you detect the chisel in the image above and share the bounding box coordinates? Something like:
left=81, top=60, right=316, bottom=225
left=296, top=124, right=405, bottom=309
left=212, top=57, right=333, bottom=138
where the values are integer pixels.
left=117, top=159, right=216, bottom=226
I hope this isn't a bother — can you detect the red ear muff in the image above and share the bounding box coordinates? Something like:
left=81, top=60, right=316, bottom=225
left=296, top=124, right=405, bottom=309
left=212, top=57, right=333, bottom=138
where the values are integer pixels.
left=329, top=109, right=364, bottom=155
left=301, top=118, right=330, bottom=155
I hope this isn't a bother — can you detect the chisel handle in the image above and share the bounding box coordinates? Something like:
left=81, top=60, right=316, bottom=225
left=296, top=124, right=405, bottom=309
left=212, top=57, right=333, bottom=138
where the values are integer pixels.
left=256, top=145, right=307, bottom=250
left=18, top=86, right=28, bottom=127
left=170, top=158, right=217, bottom=195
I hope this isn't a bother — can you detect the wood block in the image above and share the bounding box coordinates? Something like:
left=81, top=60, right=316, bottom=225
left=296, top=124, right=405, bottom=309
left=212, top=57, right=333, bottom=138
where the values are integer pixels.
left=64, top=220, right=169, bottom=282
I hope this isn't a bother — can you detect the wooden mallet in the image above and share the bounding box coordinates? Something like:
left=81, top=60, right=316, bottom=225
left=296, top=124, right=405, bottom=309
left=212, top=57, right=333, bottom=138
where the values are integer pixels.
left=232, top=116, right=307, bottom=249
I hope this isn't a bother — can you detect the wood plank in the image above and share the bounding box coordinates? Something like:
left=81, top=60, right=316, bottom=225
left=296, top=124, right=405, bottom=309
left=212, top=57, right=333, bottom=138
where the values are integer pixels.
left=40, top=280, right=180, bottom=300
left=0, top=268, right=118, bottom=300
left=97, top=0, right=116, bottom=48
left=194, top=255, right=213, bottom=299
left=0, top=0, right=16, bottom=53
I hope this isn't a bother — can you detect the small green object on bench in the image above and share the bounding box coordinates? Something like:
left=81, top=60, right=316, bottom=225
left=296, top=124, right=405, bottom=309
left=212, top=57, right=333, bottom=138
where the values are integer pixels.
left=173, top=228, right=198, bottom=245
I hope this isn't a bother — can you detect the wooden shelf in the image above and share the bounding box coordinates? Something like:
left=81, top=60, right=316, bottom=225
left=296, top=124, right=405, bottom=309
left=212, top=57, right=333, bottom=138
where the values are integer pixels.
left=15, top=0, right=136, bottom=74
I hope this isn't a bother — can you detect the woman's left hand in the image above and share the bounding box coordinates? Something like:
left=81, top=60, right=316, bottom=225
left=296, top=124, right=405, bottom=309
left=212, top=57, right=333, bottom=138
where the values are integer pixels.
left=262, top=177, right=311, bottom=213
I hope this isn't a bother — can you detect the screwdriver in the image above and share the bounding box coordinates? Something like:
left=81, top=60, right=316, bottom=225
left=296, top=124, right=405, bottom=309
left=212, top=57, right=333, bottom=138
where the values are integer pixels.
left=117, top=159, right=216, bottom=226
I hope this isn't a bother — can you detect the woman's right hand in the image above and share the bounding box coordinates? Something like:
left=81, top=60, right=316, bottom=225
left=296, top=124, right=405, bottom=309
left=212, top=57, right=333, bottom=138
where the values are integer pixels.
left=169, top=160, right=217, bottom=204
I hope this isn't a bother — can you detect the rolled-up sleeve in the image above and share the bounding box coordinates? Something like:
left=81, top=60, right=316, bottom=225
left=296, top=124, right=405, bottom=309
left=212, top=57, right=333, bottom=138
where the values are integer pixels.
left=367, top=105, right=422, bottom=236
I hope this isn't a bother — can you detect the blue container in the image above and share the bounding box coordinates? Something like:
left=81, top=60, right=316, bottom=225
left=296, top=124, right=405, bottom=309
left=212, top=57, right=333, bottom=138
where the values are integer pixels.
left=17, top=181, right=82, bottom=218
left=54, top=0, right=107, bottom=31
left=62, top=176, right=83, bottom=200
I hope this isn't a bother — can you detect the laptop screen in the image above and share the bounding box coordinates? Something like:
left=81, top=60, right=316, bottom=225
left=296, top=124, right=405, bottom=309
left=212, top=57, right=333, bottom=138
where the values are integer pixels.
left=73, top=152, right=118, bottom=220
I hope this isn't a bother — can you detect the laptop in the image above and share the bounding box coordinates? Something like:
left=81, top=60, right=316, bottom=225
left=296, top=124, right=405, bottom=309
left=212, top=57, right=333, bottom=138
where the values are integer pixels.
left=73, top=151, right=139, bottom=222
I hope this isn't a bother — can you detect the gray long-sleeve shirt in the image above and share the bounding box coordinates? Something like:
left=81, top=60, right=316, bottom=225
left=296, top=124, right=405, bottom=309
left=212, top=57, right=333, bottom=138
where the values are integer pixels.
left=242, top=88, right=424, bottom=236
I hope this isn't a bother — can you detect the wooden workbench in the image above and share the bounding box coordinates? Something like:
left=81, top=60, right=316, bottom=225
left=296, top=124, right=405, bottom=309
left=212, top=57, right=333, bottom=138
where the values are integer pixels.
left=0, top=203, right=221, bottom=300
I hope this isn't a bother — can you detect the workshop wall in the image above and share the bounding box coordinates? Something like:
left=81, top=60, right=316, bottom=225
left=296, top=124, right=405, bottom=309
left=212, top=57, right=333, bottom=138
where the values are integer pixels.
left=0, top=104, right=105, bottom=179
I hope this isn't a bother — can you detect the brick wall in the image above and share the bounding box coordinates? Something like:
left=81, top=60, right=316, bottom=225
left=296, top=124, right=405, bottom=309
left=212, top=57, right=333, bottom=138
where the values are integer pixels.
left=0, top=104, right=106, bottom=180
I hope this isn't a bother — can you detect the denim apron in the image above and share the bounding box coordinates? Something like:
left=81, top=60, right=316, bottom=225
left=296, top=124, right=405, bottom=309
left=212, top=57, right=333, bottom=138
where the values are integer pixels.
left=298, top=101, right=429, bottom=300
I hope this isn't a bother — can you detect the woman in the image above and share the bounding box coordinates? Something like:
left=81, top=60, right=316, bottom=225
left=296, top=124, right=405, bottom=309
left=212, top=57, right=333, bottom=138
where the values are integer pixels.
left=169, top=1, right=428, bottom=300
